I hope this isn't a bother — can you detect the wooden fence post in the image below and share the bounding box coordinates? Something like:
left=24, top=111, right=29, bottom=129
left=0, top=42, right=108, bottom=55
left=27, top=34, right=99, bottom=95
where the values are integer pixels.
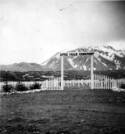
left=61, top=56, right=64, bottom=90
left=91, top=55, right=94, bottom=89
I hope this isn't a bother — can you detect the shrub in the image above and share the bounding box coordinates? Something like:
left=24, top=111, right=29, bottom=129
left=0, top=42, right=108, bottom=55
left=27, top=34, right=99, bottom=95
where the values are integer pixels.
left=30, top=83, right=41, bottom=90
left=120, top=83, right=125, bottom=89
left=15, top=83, right=29, bottom=91
left=2, top=84, right=13, bottom=92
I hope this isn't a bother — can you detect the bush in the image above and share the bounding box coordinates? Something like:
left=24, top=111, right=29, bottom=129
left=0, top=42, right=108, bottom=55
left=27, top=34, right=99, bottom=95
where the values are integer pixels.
left=30, top=83, right=41, bottom=90
left=2, top=84, right=13, bottom=92
left=120, top=83, right=125, bottom=89
left=15, top=83, right=29, bottom=91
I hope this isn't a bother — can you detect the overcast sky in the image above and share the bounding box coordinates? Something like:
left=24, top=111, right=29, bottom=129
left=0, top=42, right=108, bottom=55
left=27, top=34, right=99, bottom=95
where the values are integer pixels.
left=0, top=0, right=125, bottom=65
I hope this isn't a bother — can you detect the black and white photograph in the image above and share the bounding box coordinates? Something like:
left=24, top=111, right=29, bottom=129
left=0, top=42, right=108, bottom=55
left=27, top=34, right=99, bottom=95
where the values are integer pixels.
left=0, top=0, right=125, bottom=133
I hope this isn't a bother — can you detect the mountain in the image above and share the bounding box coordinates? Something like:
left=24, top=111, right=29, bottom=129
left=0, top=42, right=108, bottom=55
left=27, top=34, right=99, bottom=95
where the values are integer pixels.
left=1, top=45, right=125, bottom=72
left=0, top=62, right=43, bottom=72
left=41, top=45, right=125, bottom=71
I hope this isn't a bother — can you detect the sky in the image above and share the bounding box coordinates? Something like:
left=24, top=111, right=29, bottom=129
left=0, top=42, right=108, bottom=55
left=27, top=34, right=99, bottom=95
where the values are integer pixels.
left=0, top=0, right=125, bottom=65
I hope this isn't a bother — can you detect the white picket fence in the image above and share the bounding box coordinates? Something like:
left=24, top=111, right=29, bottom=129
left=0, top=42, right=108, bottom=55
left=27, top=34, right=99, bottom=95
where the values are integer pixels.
left=0, top=78, right=62, bottom=91
left=1, top=74, right=125, bottom=91
left=93, top=74, right=125, bottom=90
left=41, top=77, right=61, bottom=90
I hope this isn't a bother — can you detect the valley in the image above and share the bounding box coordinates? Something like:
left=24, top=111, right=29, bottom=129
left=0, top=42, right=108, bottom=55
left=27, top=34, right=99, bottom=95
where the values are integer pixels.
left=1, top=69, right=125, bottom=82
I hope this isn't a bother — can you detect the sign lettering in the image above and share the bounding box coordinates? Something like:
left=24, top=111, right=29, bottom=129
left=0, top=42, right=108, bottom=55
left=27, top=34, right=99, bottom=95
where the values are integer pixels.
left=69, top=53, right=78, bottom=56
left=60, top=53, right=68, bottom=56
left=60, top=52, right=94, bottom=56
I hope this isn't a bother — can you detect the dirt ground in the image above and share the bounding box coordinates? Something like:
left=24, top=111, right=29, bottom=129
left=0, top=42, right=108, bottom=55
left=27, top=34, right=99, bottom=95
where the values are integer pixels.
left=0, top=89, right=125, bottom=134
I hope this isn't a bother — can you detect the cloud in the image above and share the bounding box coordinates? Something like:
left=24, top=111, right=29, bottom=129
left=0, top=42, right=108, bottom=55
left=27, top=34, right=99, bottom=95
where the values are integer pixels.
left=0, top=1, right=125, bottom=64
left=106, top=40, right=125, bottom=50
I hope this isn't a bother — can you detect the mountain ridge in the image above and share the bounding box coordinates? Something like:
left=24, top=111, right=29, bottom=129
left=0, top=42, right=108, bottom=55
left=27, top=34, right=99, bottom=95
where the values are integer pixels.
left=0, top=62, right=43, bottom=72
left=0, top=45, right=125, bottom=72
left=41, top=45, right=125, bottom=71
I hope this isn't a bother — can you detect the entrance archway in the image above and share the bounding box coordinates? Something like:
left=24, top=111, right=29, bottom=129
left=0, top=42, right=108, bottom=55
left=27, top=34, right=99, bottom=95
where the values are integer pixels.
left=60, top=52, right=94, bottom=90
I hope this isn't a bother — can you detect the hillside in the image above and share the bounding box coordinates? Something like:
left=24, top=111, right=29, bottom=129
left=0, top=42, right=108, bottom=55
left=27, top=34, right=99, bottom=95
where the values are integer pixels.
left=0, top=45, right=125, bottom=72
left=0, top=62, right=43, bottom=72
left=41, top=45, right=125, bottom=71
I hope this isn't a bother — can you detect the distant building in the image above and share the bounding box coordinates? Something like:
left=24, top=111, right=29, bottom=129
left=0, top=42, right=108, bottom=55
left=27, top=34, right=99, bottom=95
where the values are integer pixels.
left=41, top=75, right=54, bottom=80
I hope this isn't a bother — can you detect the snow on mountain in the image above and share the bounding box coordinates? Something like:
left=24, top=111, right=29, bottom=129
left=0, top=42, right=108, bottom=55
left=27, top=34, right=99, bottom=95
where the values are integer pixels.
left=1, top=45, right=125, bottom=72
left=41, top=45, right=125, bottom=71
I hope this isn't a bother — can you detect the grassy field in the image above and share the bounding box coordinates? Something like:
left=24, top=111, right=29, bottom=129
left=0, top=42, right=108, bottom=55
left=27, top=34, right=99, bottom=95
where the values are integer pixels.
left=0, top=89, right=125, bottom=134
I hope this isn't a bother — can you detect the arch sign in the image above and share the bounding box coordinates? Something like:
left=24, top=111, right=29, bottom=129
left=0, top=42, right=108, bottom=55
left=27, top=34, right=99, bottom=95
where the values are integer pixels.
left=60, top=52, right=94, bottom=90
